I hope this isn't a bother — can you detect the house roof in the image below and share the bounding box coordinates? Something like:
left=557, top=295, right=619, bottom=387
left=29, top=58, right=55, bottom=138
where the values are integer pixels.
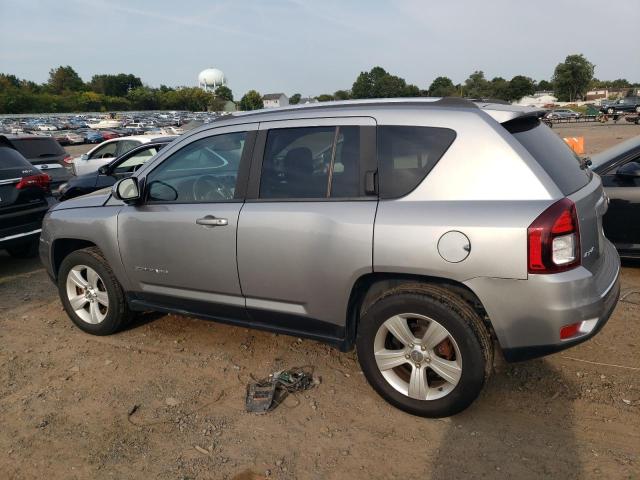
left=263, top=93, right=286, bottom=100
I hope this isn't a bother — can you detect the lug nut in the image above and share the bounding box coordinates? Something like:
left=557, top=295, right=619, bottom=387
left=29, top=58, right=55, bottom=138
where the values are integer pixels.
left=405, top=354, right=410, bottom=359
left=409, top=343, right=414, bottom=348
left=420, top=345, right=426, bottom=351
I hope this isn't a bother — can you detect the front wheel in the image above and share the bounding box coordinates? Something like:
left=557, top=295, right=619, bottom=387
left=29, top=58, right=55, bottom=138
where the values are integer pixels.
left=58, top=247, right=132, bottom=335
left=607, top=107, right=615, bottom=114
left=356, top=284, right=493, bottom=417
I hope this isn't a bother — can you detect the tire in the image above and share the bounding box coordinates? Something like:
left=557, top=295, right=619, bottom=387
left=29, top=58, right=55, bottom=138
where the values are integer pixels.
left=58, top=247, right=131, bottom=335
left=356, top=283, right=493, bottom=417
left=6, top=238, right=39, bottom=258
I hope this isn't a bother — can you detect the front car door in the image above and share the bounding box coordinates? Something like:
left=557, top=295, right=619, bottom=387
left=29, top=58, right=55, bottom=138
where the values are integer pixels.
left=237, top=117, right=377, bottom=346
left=601, top=152, right=640, bottom=255
left=117, top=124, right=257, bottom=318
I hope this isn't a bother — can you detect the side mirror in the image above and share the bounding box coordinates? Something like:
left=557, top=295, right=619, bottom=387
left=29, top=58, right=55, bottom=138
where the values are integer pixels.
left=112, top=177, right=140, bottom=203
left=80, top=153, right=89, bottom=161
left=616, top=161, right=640, bottom=178
left=98, top=165, right=108, bottom=175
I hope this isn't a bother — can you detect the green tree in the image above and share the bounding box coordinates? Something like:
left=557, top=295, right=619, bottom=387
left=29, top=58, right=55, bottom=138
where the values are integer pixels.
left=463, top=71, right=492, bottom=98
left=48, top=66, right=84, bottom=93
left=214, top=85, right=234, bottom=102
left=289, top=93, right=301, bottom=104
left=537, top=79, right=553, bottom=91
left=351, top=66, right=414, bottom=99
left=239, top=90, right=263, bottom=111
left=507, top=75, right=535, bottom=100
left=428, top=76, right=456, bottom=96
left=316, top=94, right=334, bottom=102
left=552, top=54, right=595, bottom=101
left=488, top=77, right=510, bottom=100
left=333, top=90, right=350, bottom=100
left=89, top=73, right=142, bottom=97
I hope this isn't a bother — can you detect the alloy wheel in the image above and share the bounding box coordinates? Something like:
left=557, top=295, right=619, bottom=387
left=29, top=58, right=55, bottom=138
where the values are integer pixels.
left=65, top=265, right=109, bottom=324
left=373, top=313, right=462, bottom=401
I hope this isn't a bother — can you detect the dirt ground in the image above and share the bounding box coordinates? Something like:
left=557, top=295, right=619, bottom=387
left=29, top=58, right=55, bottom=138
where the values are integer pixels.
left=1, top=123, right=639, bottom=480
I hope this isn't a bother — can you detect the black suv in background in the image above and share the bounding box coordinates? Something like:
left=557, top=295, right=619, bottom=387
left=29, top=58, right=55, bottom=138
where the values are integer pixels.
left=0, top=138, right=55, bottom=258
left=600, top=96, right=640, bottom=114
left=2, top=135, right=72, bottom=195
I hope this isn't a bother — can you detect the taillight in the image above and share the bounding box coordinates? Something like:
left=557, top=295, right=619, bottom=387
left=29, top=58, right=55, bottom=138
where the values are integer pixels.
left=16, top=173, right=51, bottom=191
left=63, top=154, right=73, bottom=164
left=528, top=198, right=580, bottom=274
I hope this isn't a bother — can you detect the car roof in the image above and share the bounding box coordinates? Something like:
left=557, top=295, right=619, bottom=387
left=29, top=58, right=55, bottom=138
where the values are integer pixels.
left=591, top=135, right=640, bottom=170
left=208, top=97, right=544, bottom=128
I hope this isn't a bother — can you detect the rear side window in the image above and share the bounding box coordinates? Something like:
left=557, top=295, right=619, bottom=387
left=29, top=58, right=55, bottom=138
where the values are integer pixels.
left=9, top=138, right=65, bottom=158
left=260, top=126, right=361, bottom=199
left=0, top=146, right=31, bottom=168
left=504, top=117, right=590, bottom=195
left=377, top=126, right=456, bottom=198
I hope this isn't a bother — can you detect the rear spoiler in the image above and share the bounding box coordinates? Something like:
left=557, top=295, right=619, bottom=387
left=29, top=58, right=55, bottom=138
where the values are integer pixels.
left=474, top=102, right=547, bottom=124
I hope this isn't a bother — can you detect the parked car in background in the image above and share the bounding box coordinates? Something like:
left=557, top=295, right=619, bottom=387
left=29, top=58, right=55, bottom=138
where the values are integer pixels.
left=80, top=130, right=104, bottom=144
left=71, top=135, right=177, bottom=176
left=590, top=136, right=640, bottom=258
left=53, top=131, right=85, bottom=145
left=600, top=96, right=640, bottom=114
left=3, top=135, right=72, bottom=194
left=0, top=137, right=55, bottom=258
left=40, top=99, right=619, bottom=417
left=59, top=140, right=172, bottom=201
left=545, top=109, right=581, bottom=119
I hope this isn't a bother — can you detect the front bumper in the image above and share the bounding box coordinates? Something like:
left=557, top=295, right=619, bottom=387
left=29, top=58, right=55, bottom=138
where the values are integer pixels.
left=465, top=239, right=621, bottom=362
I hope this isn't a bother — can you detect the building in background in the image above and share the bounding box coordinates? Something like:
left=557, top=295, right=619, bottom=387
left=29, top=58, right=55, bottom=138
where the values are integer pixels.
left=263, top=93, right=289, bottom=108
left=198, top=68, right=226, bottom=92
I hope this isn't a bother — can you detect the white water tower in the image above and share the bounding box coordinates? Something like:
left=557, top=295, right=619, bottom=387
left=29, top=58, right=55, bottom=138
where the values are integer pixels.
left=198, top=68, right=226, bottom=92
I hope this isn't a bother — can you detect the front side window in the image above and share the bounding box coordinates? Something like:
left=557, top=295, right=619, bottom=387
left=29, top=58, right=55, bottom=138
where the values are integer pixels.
left=146, top=132, right=246, bottom=203
left=112, top=146, right=161, bottom=174
left=90, top=142, right=117, bottom=159
left=378, top=126, right=456, bottom=198
left=260, top=126, right=360, bottom=199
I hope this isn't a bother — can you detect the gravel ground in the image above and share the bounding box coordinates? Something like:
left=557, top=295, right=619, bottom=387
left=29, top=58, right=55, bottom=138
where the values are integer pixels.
left=0, top=122, right=638, bottom=480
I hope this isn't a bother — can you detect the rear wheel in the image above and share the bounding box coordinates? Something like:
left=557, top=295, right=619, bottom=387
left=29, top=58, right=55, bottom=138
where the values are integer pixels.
left=607, top=107, right=615, bottom=114
left=6, top=238, right=39, bottom=258
left=356, top=284, right=493, bottom=417
left=58, top=247, right=131, bottom=335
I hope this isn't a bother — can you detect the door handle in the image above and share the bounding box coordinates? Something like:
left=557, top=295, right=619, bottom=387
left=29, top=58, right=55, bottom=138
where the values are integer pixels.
left=196, top=215, right=228, bottom=227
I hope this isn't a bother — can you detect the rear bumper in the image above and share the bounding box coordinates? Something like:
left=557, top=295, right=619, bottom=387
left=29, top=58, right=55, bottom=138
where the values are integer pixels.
left=465, top=239, right=621, bottom=362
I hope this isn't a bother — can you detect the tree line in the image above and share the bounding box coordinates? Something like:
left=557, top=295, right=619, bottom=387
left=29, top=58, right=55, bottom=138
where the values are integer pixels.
left=1, top=54, right=637, bottom=114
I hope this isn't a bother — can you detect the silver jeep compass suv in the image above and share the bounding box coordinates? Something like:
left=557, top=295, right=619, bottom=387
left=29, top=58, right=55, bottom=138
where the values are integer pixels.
left=40, top=98, right=620, bottom=417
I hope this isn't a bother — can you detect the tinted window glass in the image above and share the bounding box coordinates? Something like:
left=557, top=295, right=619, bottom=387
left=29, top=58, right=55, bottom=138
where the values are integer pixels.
left=505, top=117, right=590, bottom=195
left=146, top=132, right=246, bottom=203
left=378, top=126, right=456, bottom=198
left=260, top=126, right=361, bottom=199
left=260, top=127, right=334, bottom=198
left=9, top=138, right=65, bottom=158
left=0, top=146, right=31, bottom=169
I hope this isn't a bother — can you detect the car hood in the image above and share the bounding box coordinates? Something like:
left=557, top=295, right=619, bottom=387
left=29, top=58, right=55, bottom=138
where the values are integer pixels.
left=52, top=187, right=113, bottom=210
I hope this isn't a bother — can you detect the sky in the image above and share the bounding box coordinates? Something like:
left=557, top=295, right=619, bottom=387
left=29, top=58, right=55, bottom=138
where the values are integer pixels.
left=1, top=0, right=639, bottom=97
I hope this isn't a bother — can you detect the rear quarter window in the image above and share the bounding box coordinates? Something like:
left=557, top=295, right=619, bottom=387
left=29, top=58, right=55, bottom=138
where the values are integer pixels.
left=504, top=117, right=590, bottom=195
left=378, top=126, right=456, bottom=199
left=0, top=146, right=31, bottom=169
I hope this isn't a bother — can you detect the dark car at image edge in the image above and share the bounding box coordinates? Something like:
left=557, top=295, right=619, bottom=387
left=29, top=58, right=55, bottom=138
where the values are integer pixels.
left=0, top=137, right=56, bottom=258
left=591, top=136, right=640, bottom=258
left=1, top=135, right=73, bottom=196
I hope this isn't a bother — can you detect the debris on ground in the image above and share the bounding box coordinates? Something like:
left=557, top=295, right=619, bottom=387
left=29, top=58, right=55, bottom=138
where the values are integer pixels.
left=245, top=366, right=319, bottom=413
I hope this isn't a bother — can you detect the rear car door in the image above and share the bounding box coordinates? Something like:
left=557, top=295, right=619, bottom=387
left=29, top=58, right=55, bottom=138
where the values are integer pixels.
left=117, top=124, right=257, bottom=318
left=237, top=117, right=377, bottom=344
